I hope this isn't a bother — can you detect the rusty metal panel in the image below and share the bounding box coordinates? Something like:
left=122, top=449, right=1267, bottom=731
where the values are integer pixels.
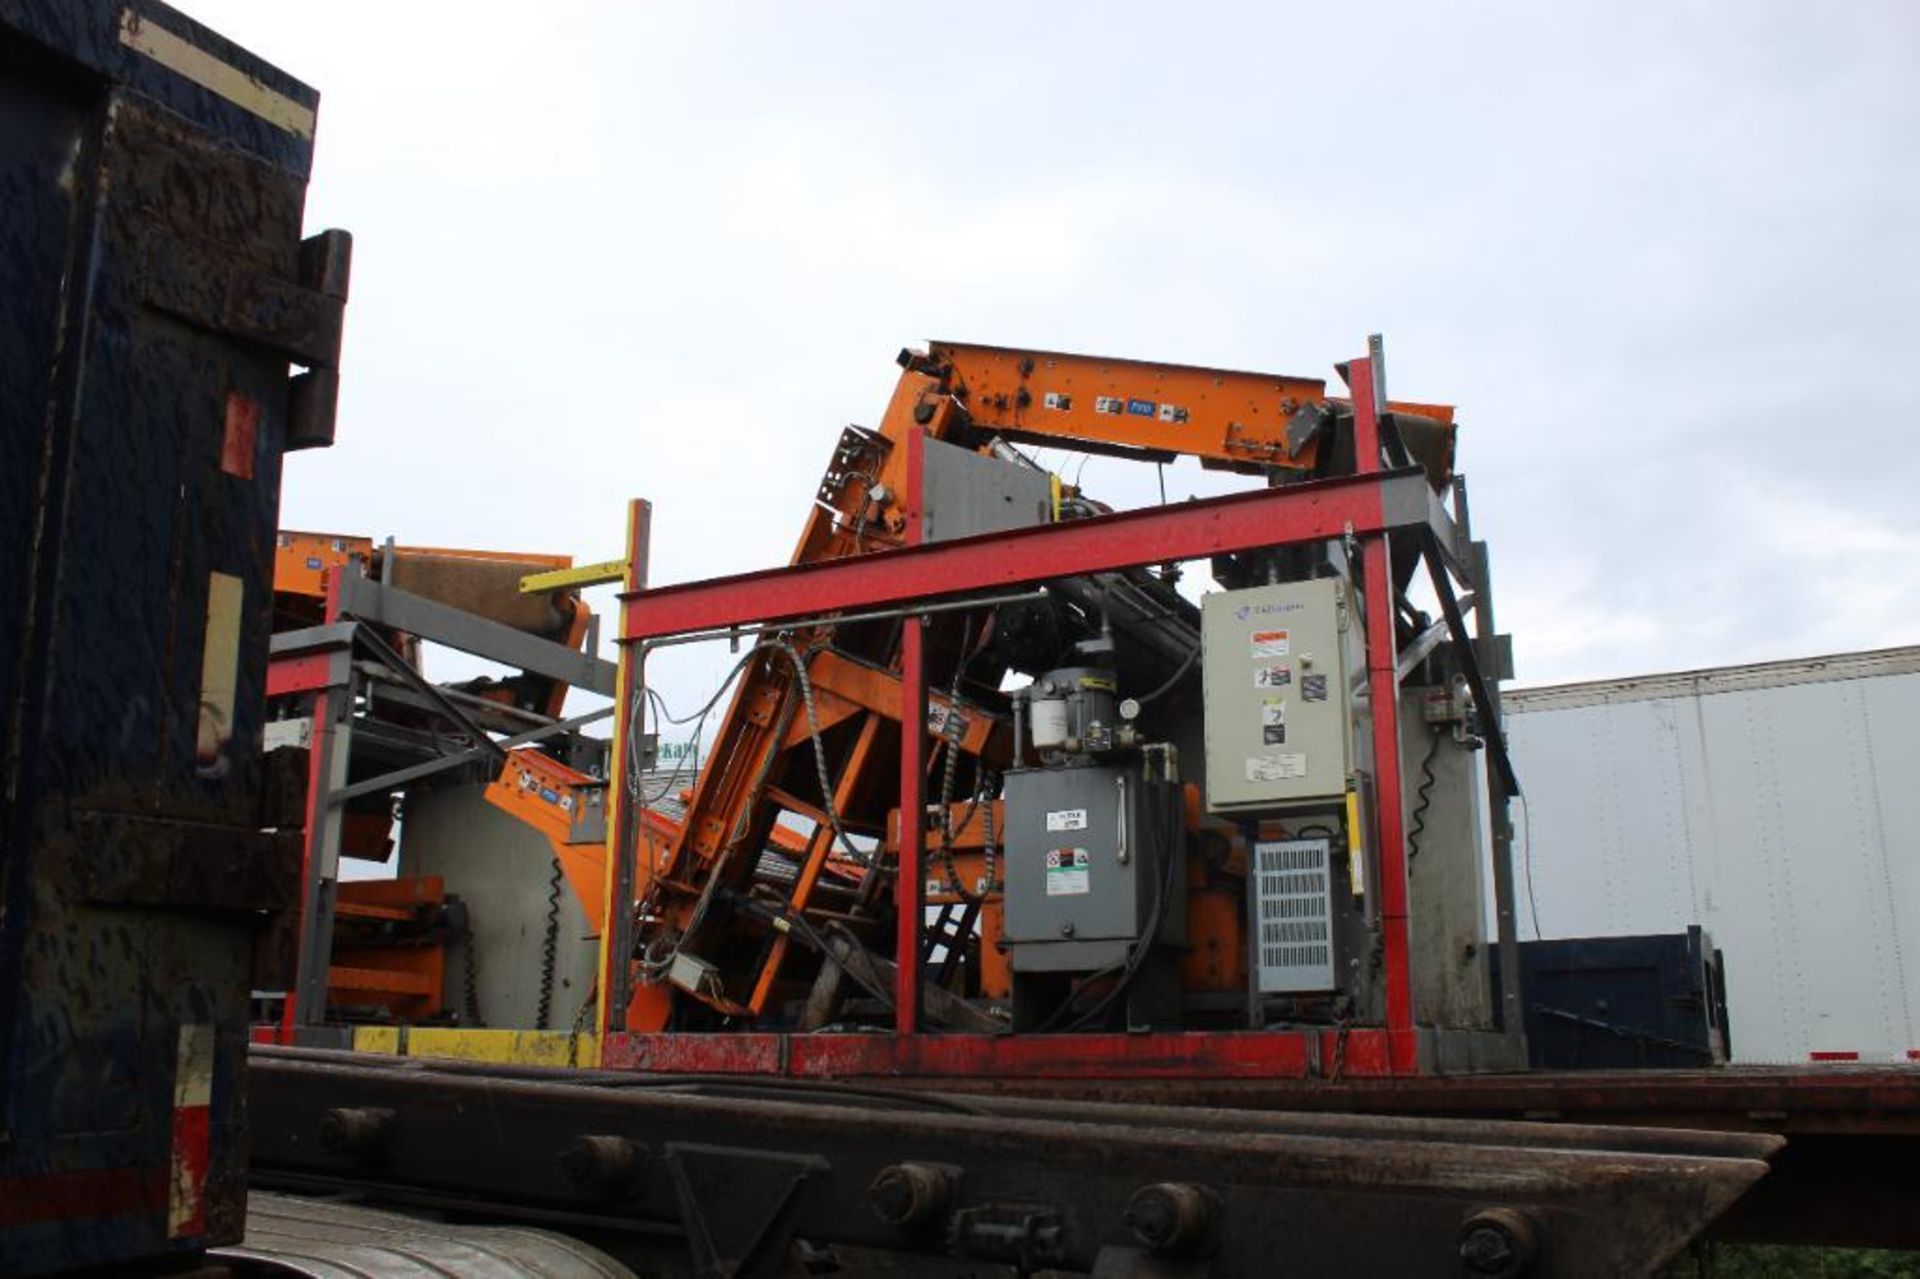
left=0, top=2, right=342, bottom=1272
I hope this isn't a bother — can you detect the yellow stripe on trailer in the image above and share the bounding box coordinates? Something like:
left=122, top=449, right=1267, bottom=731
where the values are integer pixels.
left=348, top=1026, right=600, bottom=1069
left=351, top=1026, right=403, bottom=1055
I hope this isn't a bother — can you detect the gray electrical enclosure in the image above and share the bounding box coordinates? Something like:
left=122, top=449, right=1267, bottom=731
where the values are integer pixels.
left=1002, top=764, right=1182, bottom=972
left=1202, top=578, right=1354, bottom=812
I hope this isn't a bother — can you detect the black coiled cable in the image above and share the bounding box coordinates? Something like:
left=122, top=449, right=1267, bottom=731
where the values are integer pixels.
left=1407, top=730, right=1443, bottom=862
left=537, top=855, right=562, bottom=1029
left=461, top=921, right=484, bottom=1029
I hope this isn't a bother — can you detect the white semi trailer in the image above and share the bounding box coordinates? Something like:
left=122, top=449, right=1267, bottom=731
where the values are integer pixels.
left=1502, top=645, right=1920, bottom=1064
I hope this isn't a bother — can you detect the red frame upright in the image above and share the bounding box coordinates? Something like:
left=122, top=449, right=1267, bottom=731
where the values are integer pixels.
left=268, top=567, right=348, bottom=1045
left=895, top=425, right=928, bottom=1035
left=608, top=343, right=1423, bottom=1078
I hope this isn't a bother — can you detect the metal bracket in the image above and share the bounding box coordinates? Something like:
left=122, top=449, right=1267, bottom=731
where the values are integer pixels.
left=326, top=705, right=612, bottom=808
left=662, top=1142, right=827, bottom=1278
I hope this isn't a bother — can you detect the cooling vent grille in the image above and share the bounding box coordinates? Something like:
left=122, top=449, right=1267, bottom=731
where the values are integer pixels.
left=1254, top=837, right=1335, bottom=993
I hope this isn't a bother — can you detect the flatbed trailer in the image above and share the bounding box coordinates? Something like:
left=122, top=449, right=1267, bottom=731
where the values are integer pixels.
left=246, top=1044, right=1787, bottom=1278
left=243, top=1037, right=1920, bottom=1267
left=928, top=1063, right=1920, bottom=1251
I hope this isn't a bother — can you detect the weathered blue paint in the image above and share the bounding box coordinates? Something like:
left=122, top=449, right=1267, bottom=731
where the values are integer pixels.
left=0, top=4, right=342, bottom=1271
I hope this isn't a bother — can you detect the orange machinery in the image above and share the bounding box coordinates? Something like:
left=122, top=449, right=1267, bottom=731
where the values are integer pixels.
left=494, top=340, right=1467, bottom=1050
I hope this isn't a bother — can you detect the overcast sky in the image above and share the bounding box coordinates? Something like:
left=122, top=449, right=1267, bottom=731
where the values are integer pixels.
left=187, top=1, right=1920, bottom=715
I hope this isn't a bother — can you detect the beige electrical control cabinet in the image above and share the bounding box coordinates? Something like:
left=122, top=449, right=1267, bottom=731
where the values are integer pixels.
left=1201, top=578, right=1354, bottom=811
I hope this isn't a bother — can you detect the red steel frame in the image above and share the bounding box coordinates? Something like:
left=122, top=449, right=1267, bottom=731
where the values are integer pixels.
left=268, top=569, right=348, bottom=1045
left=608, top=345, right=1423, bottom=1078
left=895, top=425, right=927, bottom=1035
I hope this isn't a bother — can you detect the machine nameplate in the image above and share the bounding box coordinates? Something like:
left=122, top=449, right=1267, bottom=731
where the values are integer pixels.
left=1045, top=809, right=1088, bottom=832
left=1247, top=753, right=1308, bottom=782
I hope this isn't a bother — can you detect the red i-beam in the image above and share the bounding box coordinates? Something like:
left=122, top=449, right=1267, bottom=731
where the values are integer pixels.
left=895, top=425, right=927, bottom=1033
left=1348, top=344, right=1418, bottom=1072
left=619, top=469, right=1434, bottom=644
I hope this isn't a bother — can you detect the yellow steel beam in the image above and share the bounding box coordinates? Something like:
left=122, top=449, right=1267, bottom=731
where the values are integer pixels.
left=519, top=558, right=628, bottom=594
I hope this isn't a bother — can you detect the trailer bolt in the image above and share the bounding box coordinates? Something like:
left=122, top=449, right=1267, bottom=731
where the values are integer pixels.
left=561, top=1135, right=643, bottom=1197
left=869, top=1161, right=954, bottom=1228
left=1125, top=1182, right=1213, bottom=1254
left=318, top=1107, right=393, bottom=1160
left=1458, top=1207, right=1537, bottom=1277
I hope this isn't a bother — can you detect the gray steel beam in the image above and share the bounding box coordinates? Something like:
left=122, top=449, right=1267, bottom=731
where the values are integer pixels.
left=270, top=621, right=359, bottom=656
left=336, top=573, right=616, bottom=696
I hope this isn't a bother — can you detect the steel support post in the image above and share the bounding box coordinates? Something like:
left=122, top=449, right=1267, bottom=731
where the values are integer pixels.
left=894, top=427, right=926, bottom=1033
left=283, top=571, right=353, bottom=1038
left=1470, top=530, right=1526, bottom=1047
left=603, top=499, right=652, bottom=1035
left=1350, top=340, right=1417, bottom=1068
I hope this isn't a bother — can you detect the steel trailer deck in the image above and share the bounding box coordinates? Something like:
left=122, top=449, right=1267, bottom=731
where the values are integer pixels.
left=925, top=1063, right=1920, bottom=1251
left=247, top=1045, right=1783, bottom=1278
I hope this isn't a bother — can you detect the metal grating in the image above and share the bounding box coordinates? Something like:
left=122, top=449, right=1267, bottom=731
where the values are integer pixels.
left=1254, top=837, right=1336, bottom=993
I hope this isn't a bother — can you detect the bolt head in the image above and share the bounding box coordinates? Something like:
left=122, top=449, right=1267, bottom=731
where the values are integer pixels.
left=1460, top=1226, right=1514, bottom=1272
left=869, top=1170, right=913, bottom=1222
left=1124, top=1182, right=1212, bottom=1255
left=1457, top=1208, right=1536, bottom=1278
left=1125, top=1191, right=1178, bottom=1247
left=868, top=1163, right=950, bottom=1228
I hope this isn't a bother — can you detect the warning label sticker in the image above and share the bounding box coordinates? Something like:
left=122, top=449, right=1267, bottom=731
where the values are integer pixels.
left=1251, top=629, right=1290, bottom=658
left=1261, top=696, right=1286, bottom=745
left=1254, top=663, right=1291, bottom=690
left=1301, top=673, right=1328, bottom=703
left=928, top=704, right=970, bottom=740
left=1045, top=847, right=1092, bottom=896
left=1246, top=753, right=1308, bottom=782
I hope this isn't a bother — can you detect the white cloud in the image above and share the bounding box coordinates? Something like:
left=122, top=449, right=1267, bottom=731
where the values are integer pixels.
left=172, top=0, right=1920, bottom=712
